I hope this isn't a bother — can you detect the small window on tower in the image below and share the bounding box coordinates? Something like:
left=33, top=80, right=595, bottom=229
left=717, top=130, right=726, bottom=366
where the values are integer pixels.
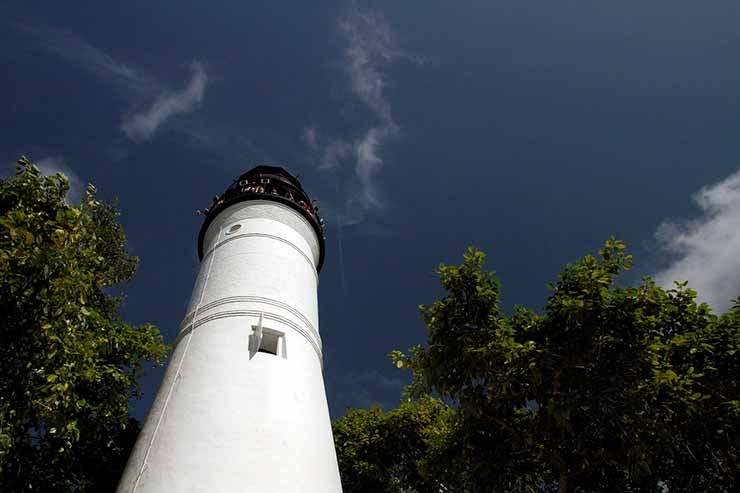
left=250, top=317, right=286, bottom=359
left=258, top=331, right=280, bottom=355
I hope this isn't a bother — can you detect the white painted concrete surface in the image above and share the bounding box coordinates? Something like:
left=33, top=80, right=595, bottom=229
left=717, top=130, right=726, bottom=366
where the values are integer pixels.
left=117, top=200, right=342, bottom=493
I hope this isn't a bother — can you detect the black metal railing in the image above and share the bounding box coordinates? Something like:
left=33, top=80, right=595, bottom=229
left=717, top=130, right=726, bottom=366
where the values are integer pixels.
left=197, top=166, right=327, bottom=270
left=202, top=171, right=325, bottom=235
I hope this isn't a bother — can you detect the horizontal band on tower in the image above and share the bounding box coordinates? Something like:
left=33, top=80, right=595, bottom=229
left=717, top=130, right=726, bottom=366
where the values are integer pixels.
left=180, top=295, right=321, bottom=351
left=202, top=232, right=318, bottom=280
left=176, top=309, right=323, bottom=366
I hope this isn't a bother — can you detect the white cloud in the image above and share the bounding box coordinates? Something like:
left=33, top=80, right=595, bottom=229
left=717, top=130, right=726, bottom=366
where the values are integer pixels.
left=303, top=125, right=319, bottom=151
left=308, top=10, right=415, bottom=226
left=340, top=11, right=395, bottom=123
left=324, top=139, right=353, bottom=171
left=340, top=11, right=400, bottom=221
left=35, top=157, right=84, bottom=204
left=18, top=24, right=155, bottom=95
left=18, top=24, right=209, bottom=144
left=303, top=126, right=351, bottom=170
left=121, top=62, right=208, bottom=142
left=653, top=168, right=740, bottom=312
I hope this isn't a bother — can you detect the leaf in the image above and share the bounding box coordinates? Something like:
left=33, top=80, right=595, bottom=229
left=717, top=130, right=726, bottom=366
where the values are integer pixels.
left=0, top=160, right=167, bottom=489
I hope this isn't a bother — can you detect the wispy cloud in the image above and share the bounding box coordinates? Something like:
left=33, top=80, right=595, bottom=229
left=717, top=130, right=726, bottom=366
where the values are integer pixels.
left=303, top=125, right=319, bottom=151
left=36, top=156, right=84, bottom=203
left=121, top=62, right=208, bottom=142
left=341, top=11, right=395, bottom=123
left=653, top=168, right=740, bottom=312
left=18, top=24, right=208, bottom=144
left=18, top=24, right=154, bottom=95
left=307, top=9, right=416, bottom=227
left=303, top=126, right=351, bottom=171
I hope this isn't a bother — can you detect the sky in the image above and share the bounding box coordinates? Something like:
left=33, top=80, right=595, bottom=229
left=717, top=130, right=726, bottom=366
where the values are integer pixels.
left=3, top=1, right=740, bottom=419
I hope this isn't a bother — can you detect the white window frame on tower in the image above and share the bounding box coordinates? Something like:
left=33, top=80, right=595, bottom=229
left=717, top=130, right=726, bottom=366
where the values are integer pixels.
left=250, top=313, right=286, bottom=359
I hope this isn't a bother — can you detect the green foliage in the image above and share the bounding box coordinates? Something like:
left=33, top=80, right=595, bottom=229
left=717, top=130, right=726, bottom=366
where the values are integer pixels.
left=337, top=239, right=740, bottom=492
left=0, top=157, right=168, bottom=491
left=332, top=398, right=456, bottom=493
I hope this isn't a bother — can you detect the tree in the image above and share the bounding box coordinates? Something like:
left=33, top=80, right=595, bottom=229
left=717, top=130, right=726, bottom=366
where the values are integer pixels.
left=335, top=239, right=740, bottom=492
left=333, top=397, right=456, bottom=493
left=0, top=157, right=168, bottom=491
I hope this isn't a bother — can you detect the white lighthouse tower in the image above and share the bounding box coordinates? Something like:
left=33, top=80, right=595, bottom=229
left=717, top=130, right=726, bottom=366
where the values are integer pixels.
left=118, top=165, right=342, bottom=492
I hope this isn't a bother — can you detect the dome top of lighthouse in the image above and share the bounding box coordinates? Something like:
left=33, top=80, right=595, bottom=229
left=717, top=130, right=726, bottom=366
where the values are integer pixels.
left=197, top=164, right=326, bottom=271
left=240, top=164, right=305, bottom=189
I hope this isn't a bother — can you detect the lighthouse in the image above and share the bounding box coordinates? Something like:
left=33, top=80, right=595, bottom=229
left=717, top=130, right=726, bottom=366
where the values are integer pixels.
left=118, top=165, right=342, bottom=492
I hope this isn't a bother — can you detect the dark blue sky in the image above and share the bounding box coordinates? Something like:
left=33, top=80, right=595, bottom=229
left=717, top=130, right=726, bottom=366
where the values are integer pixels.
left=3, top=1, right=740, bottom=418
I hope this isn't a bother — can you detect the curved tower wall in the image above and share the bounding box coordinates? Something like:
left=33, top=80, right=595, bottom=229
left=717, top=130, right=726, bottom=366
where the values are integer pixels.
left=117, top=199, right=342, bottom=492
